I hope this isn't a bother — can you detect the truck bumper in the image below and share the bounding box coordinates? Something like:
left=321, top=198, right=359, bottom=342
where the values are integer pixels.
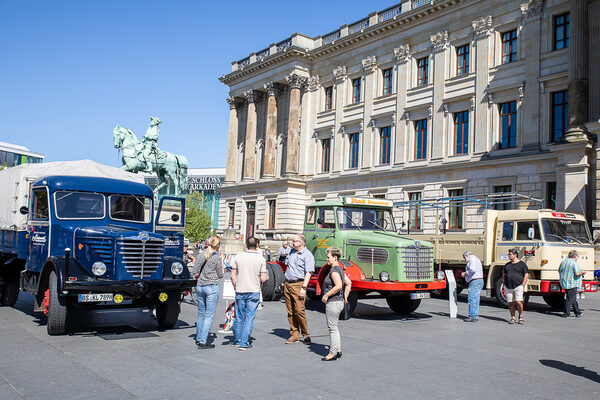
left=538, top=280, right=599, bottom=294
left=350, top=279, right=446, bottom=292
left=63, top=278, right=196, bottom=298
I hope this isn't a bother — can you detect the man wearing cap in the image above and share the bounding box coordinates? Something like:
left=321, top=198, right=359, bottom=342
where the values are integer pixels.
left=283, top=234, right=314, bottom=344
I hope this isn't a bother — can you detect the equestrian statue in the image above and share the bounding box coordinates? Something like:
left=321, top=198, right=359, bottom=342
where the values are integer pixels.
left=113, top=116, right=188, bottom=196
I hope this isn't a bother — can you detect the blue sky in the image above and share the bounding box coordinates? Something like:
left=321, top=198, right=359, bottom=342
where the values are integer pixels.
left=0, top=0, right=394, bottom=168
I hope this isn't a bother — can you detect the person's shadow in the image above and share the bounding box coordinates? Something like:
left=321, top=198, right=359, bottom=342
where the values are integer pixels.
left=539, top=359, right=600, bottom=384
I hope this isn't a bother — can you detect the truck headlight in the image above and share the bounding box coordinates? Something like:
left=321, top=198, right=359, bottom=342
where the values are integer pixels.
left=171, top=262, right=184, bottom=276
left=550, top=283, right=560, bottom=291
left=379, top=271, right=390, bottom=282
left=92, top=261, right=107, bottom=276
left=436, top=270, right=446, bottom=280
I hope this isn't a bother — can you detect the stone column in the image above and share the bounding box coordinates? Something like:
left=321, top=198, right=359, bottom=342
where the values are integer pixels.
left=263, top=82, right=280, bottom=177
left=284, top=73, right=306, bottom=175
left=472, top=16, right=493, bottom=155
left=243, top=90, right=258, bottom=181
left=520, top=1, right=543, bottom=150
left=362, top=56, right=377, bottom=170
left=333, top=66, right=347, bottom=172
left=394, top=45, right=410, bottom=165
left=225, top=96, right=240, bottom=183
left=430, top=31, right=449, bottom=162
left=564, top=0, right=589, bottom=141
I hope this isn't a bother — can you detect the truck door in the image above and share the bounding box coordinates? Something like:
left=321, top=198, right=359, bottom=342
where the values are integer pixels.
left=155, top=197, right=186, bottom=258
left=311, top=207, right=336, bottom=266
left=495, top=221, right=515, bottom=263
left=26, top=187, right=50, bottom=271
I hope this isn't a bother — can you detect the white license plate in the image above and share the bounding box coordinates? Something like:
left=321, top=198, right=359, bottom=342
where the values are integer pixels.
left=78, top=293, right=114, bottom=302
left=410, top=292, right=430, bottom=300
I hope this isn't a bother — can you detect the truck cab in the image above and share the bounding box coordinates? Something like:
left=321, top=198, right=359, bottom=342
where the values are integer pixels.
left=18, top=175, right=195, bottom=334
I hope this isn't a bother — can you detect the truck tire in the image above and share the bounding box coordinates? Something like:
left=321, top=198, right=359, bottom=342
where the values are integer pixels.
left=0, top=279, right=20, bottom=307
left=494, top=277, right=509, bottom=308
left=261, top=263, right=277, bottom=301
left=339, top=291, right=358, bottom=320
left=47, top=271, right=68, bottom=335
left=156, top=293, right=180, bottom=329
left=270, top=263, right=285, bottom=301
left=543, top=294, right=565, bottom=310
left=386, top=294, right=421, bottom=314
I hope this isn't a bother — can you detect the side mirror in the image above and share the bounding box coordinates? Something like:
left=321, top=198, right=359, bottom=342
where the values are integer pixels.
left=19, top=206, right=29, bottom=215
left=528, top=227, right=535, bottom=240
left=171, top=214, right=180, bottom=222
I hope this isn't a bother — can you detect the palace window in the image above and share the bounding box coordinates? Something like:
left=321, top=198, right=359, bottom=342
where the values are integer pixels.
left=501, top=30, right=517, bottom=64
left=321, top=138, right=331, bottom=172
left=454, top=111, right=469, bottom=155
left=267, top=199, right=276, bottom=230
left=382, top=68, right=393, bottom=95
left=551, top=90, right=568, bottom=142
left=546, top=182, right=556, bottom=210
left=379, top=126, right=391, bottom=165
left=456, top=44, right=470, bottom=76
left=553, top=13, right=569, bottom=50
left=349, top=133, right=360, bottom=168
left=493, top=185, right=512, bottom=210
left=324, top=86, right=333, bottom=110
left=408, top=192, right=422, bottom=230
left=352, top=78, right=361, bottom=103
left=228, top=203, right=235, bottom=228
left=414, top=119, right=427, bottom=160
left=448, top=189, right=463, bottom=229
left=417, top=57, right=429, bottom=86
left=499, top=101, right=517, bottom=149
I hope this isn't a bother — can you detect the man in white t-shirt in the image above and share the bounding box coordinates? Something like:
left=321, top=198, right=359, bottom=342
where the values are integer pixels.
left=231, top=237, right=268, bottom=350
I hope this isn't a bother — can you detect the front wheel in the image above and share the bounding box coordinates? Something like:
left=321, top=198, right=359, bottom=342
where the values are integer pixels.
left=543, top=294, right=565, bottom=310
left=47, top=271, right=68, bottom=335
left=386, top=294, right=421, bottom=314
left=155, top=293, right=181, bottom=329
left=339, top=291, right=358, bottom=320
left=0, top=279, right=20, bottom=307
left=494, top=277, right=509, bottom=308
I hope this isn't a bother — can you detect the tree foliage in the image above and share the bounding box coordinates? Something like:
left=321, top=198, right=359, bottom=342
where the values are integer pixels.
left=185, top=192, right=214, bottom=242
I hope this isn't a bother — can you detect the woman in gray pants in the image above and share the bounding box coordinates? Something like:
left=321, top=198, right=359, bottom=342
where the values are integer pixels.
left=321, top=247, right=352, bottom=361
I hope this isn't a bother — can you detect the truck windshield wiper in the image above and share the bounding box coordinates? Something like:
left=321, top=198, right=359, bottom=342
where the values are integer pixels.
left=546, top=233, right=569, bottom=243
left=342, top=212, right=361, bottom=232
left=366, top=219, right=386, bottom=231
left=565, top=236, right=583, bottom=245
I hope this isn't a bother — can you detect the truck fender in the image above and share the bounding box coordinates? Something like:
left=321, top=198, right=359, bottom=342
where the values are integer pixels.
left=163, top=256, right=192, bottom=279
left=315, top=260, right=363, bottom=295
left=37, top=258, right=65, bottom=299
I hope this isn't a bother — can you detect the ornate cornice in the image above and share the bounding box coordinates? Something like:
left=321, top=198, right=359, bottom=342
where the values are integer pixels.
left=430, top=30, right=449, bottom=52
left=521, top=1, right=543, bottom=21
left=333, top=65, right=347, bottom=80
left=361, top=56, right=377, bottom=73
left=286, top=73, right=307, bottom=89
left=394, top=44, right=411, bottom=63
left=307, top=75, right=320, bottom=91
left=472, top=16, right=493, bottom=39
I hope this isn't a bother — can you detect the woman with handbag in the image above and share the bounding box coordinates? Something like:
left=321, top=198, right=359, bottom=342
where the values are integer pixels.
left=321, top=247, right=352, bottom=361
left=192, top=235, right=224, bottom=349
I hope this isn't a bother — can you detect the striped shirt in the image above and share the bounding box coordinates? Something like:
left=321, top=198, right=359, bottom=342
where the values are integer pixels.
left=192, top=252, right=224, bottom=286
left=558, top=257, right=583, bottom=290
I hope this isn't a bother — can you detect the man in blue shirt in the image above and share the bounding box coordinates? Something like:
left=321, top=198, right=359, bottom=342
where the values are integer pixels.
left=284, top=234, right=315, bottom=344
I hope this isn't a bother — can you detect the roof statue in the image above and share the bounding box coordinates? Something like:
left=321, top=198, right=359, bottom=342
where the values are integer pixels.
left=113, top=116, right=188, bottom=195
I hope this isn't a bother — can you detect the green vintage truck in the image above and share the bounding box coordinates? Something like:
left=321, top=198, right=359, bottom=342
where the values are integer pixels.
left=302, top=197, right=446, bottom=318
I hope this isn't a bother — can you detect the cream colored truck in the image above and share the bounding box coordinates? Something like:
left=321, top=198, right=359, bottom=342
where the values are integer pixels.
left=408, top=209, right=598, bottom=308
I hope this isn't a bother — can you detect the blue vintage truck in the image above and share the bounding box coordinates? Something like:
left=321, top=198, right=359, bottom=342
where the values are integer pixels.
left=0, top=161, right=195, bottom=335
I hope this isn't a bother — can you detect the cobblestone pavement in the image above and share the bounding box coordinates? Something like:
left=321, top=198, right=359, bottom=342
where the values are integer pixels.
left=1, top=280, right=599, bottom=400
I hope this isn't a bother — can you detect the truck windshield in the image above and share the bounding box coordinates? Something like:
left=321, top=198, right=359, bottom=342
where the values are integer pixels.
left=54, top=191, right=104, bottom=219
left=541, top=218, right=592, bottom=244
left=109, top=195, right=152, bottom=223
left=337, top=207, right=395, bottom=231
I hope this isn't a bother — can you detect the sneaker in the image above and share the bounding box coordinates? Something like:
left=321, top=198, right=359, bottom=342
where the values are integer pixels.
left=239, top=345, right=253, bottom=351
left=561, top=313, right=570, bottom=318
left=197, top=343, right=215, bottom=349
left=230, top=342, right=241, bottom=347
left=464, top=317, right=479, bottom=322
left=575, top=313, right=582, bottom=318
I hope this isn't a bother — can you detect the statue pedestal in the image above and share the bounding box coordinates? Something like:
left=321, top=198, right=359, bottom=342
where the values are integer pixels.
left=221, top=229, right=245, bottom=256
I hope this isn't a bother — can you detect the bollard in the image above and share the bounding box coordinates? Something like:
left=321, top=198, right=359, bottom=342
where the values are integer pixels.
left=445, top=270, right=457, bottom=318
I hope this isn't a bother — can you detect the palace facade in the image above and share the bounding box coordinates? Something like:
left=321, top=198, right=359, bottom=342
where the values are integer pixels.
left=217, top=0, right=600, bottom=243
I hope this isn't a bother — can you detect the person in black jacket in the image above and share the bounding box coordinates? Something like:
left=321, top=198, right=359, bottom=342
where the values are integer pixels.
left=502, top=248, right=529, bottom=324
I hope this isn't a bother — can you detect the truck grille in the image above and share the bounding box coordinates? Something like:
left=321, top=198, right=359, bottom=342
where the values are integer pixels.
left=401, top=245, right=432, bottom=280
left=83, top=238, right=113, bottom=265
left=356, top=247, right=389, bottom=264
left=117, top=238, right=164, bottom=278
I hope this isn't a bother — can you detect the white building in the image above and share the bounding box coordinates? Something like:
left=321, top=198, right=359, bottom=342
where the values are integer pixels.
left=217, top=0, right=600, bottom=242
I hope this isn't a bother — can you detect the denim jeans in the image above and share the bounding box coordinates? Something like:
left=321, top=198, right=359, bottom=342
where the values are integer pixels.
left=467, top=279, right=484, bottom=318
left=232, top=292, right=260, bottom=348
left=196, top=284, right=220, bottom=344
